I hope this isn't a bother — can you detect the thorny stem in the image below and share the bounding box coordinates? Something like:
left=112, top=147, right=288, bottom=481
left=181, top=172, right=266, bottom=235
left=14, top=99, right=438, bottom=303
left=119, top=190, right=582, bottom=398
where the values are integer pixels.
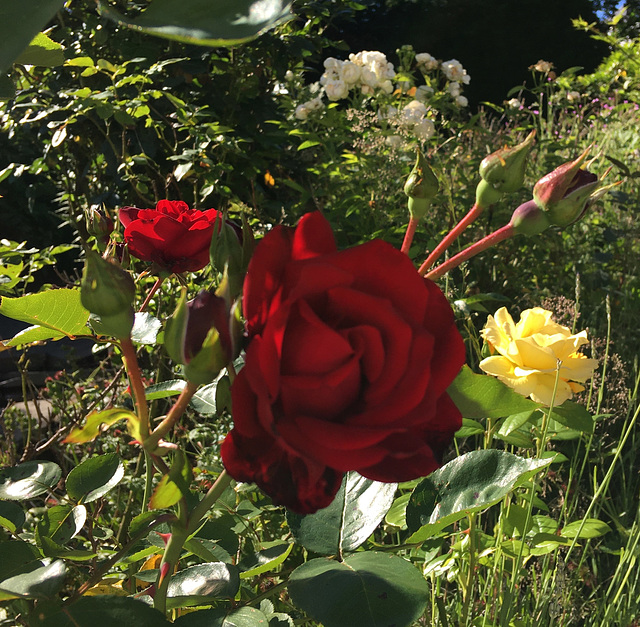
left=401, top=216, right=420, bottom=256
left=138, top=276, right=165, bottom=313
left=144, top=381, right=200, bottom=452
left=119, top=337, right=150, bottom=441
left=425, top=223, right=516, bottom=281
left=418, top=203, right=484, bottom=274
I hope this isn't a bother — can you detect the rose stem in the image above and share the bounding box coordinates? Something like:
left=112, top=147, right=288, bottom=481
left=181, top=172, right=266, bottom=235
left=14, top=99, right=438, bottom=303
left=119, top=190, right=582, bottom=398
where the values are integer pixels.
left=138, top=276, right=166, bottom=312
left=425, top=223, right=516, bottom=280
left=144, top=381, right=200, bottom=452
left=120, top=337, right=150, bottom=441
left=154, top=470, right=233, bottom=615
left=400, top=216, right=420, bottom=255
left=418, top=203, right=484, bottom=274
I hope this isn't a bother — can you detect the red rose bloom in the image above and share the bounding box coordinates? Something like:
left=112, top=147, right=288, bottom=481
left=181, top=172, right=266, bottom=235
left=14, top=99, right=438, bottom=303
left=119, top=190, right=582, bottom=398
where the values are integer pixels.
left=221, top=212, right=465, bottom=514
left=119, top=200, right=221, bottom=273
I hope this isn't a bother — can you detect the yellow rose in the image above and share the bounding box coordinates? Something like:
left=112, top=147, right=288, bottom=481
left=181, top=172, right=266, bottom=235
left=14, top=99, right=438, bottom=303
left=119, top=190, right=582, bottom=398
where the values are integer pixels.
left=479, top=307, right=598, bottom=406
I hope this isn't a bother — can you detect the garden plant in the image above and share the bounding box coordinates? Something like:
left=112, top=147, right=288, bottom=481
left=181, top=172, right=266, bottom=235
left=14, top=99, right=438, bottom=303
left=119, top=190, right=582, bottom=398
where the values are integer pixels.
left=0, top=1, right=639, bottom=626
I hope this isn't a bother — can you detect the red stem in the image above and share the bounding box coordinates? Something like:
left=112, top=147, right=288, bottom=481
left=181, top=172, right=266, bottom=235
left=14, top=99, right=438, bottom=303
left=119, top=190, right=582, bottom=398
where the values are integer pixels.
left=426, top=223, right=516, bottom=281
left=418, top=203, right=484, bottom=275
left=401, top=216, right=420, bottom=256
left=138, top=276, right=165, bottom=313
left=120, top=337, right=150, bottom=441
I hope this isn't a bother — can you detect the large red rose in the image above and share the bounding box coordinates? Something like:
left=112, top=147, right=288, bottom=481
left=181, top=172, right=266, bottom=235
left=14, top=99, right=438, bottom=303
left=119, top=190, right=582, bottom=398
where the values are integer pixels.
left=119, top=200, right=221, bottom=273
left=221, top=212, right=465, bottom=514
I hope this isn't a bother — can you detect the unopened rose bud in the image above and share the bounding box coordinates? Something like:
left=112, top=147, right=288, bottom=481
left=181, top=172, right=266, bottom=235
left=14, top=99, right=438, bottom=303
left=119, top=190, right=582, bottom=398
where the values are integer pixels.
left=210, top=211, right=252, bottom=298
left=533, top=148, right=602, bottom=227
left=81, top=250, right=135, bottom=338
left=164, top=288, right=241, bottom=385
left=404, top=150, right=439, bottom=219
left=509, top=199, right=551, bottom=236
left=85, top=207, right=114, bottom=248
left=479, top=131, right=536, bottom=195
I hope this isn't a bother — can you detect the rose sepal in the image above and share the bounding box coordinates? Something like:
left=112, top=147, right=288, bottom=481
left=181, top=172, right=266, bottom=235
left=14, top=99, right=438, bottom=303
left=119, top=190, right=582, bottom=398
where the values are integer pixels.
left=479, top=130, right=535, bottom=194
left=404, top=150, right=439, bottom=219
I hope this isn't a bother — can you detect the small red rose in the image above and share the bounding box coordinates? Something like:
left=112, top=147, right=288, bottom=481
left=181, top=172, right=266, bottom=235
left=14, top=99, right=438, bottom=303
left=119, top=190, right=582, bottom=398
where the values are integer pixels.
left=119, top=200, right=221, bottom=273
left=221, top=211, right=465, bottom=514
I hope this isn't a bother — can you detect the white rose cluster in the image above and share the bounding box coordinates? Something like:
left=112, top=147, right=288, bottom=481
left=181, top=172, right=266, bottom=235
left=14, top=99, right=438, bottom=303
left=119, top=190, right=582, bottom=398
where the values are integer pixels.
left=401, top=100, right=435, bottom=140
left=414, top=53, right=470, bottom=108
left=294, top=97, right=325, bottom=120
left=441, top=59, right=471, bottom=85
left=319, top=51, right=396, bottom=100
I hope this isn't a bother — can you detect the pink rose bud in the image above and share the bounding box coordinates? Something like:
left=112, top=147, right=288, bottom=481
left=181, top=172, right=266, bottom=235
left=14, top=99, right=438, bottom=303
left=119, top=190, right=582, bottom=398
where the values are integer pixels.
left=532, top=147, right=600, bottom=227
left=509, top=199, right=551, bottom=236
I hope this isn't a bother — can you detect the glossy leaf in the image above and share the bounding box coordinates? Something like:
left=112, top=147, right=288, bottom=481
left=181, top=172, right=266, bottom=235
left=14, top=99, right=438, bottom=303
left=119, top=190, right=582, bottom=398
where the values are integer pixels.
left=66, top=454, right=125, bottom=503
left=288, top=552, right=428, bottom=627
left=0, top=0, right=67, bottom=73
left=31, top=595, right=171, bottom=626
left=173, top=606, right=270, bottom=627
left=286, top=472, right=397, bottom=556
left=166, top=562, right=240, bottom=609
left=0, top=540, right=41, bottom=582
left=0, top=289, right=90, bottom=346
left=448, top=365, right=539, bottom=419
left=549, top=401, right=594, bottom=433
left=63, top=408, right=137, bottom=444
left=561, top=518, right=611, bottom=539
left=131, top=312, right=162, bottom=345
left=0, top=558, right=66, bottom=600
left=238, top=541, right=293, bottom=578
left=0, top=501, right=25, bottom=533
left=149, top=451, right=192, bottom=510
left=36, top=504, right=86, bottom=546
left=100, top=0, right=293, bottom=48
left=0, top=461, right=62, bottom=501
left=406, top=450, right=551, bottom=543
left=145, top=380, right=187, bottom=400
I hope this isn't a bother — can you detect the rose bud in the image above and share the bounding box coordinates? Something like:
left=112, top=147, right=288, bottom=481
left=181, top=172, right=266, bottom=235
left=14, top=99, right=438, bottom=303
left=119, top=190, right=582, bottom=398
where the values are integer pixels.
left=85, top=207, right=114, bottom=249
left=532, top=147, right=604, bottom=227
left=508, top=199, right=551, bottom=236
left=209, top=211, right=247, bottom=298
left=479, top=130, right=535, bottom=194
left=81, top=250, right=135, bottom=339
left=164, top=288, right=241, bottom=385
left=404, top=150, right=439, bottom=219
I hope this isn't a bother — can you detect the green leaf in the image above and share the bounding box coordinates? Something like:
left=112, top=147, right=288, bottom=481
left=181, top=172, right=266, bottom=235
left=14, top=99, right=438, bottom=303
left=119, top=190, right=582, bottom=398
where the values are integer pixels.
left=384, top=493, right=411, bottom=528
left=0, top=501, right=25, bottom=533
left=37, top=535, right=97, bottom=562
left=145, top=380, right=187, bottom=400
left=448, top=365, right=539, bottom=419
left=31, top=595, right=171, bottom=626
left=549, top=401, right=594, bottom=433
left=191, top=380, right=219, bottom=415
left=173, top=606, right=270, bottom=627
left=65, top=453, right=125, bottom=503
left=14, top=32, right=64, bottom=67
left=0, top=289, right=90, bottom=346
left=406, top=450, right=551, bottom=543
left=100, top=0, right=293, bottom=47
left=0, top=540, right=41, bottom=582
left=0, top=0, right=67, bottom=73
left=0, top=558, right=66, bottom=600
left=286, top=471, right=397, bottom=556
left=298, top=140, right=320, bottom=150
left=496, top=411, right=537, bottom=437
left=149, top=451, right=192, bottom=510
left=131, top=312, right=162, bottom=345
left=455, top=418, right=485, bottom=438
left=561, top=518, right=611, bottom=539
left=36, top=504, right=86, bottom=546
left=166, top=562, right=240, bottom=609
left=0, top=461, right=62, bottom=500
left=63, top=408, right=137, bottom=444
left=238, top=541, right=293, bottom=578
left=0, top=261, right=23, bottom=291
left=288, top=552, right=428, bottom=627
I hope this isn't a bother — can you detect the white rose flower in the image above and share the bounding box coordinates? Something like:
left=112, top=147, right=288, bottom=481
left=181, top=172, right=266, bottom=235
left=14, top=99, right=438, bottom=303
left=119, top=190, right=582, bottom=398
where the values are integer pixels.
left=284, top=70, right=295, bottom=82
left=414, top=118, right=435, bottom=140
left=455, top=95, right=469, bottom=107
left=360, top=68, right=379, bottom=89
left=415, top=52, right=439, bottom=71
left=532, top=59, right=553, bottom=73
left=448, top=81, right=461, bottom=97
left=507, top=97, right=523, bottom=109
left=295, top=104, right=309, bottom=120
left=360, top=84, right=374, bottom=96
left=323, top=57, right=342, bottom=72
left=306, top=97, right=325, bottom=112
left=567, top=90, right=581, bottom=102
left=324, top=79, right=349, bottom=101
left=377, top=105, right=398, bottom=121
left=442, top=59, right=470, bottom=84
left=380, top=79, right=394, bottom=94
left=385, top=135, right=403, bottom=148
left=340, top=61, right=361, bottom=85
left=415, top=85, right=435, bottom=102
left=402, top=100, right=428, bottom=125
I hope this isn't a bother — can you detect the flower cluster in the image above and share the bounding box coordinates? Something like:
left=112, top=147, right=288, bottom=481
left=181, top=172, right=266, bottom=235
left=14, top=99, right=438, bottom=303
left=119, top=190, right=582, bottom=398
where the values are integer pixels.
left=417, top=54, right=470, bottom=108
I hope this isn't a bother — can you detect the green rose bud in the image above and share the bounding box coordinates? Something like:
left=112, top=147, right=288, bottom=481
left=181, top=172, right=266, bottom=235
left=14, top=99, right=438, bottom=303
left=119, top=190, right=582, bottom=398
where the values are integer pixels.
left=81, top=250, right=135, bottom=338
left=479, top=130, right=536, bottom=194
left=509, top=199, right=551, bottom=236
left=404, top=150, right=439, bottom=219
left=85, top=207, right=114, bottom=249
